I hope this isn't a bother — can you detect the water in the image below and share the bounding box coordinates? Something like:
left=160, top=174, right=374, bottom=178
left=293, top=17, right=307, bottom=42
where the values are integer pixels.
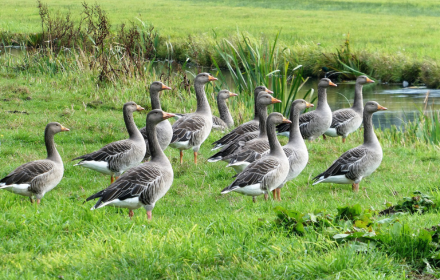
left=2, top=47, right=437, bottom=129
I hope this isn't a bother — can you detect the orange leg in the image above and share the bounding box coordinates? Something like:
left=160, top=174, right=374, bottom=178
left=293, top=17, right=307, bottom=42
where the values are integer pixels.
left=147, top=210, right=152, bottom=220
left=129, top=210, right=134, bottom=219
left=276, top=189, right=282, bottom=201
left=352, top=183, right=359, bottom=192
left=115, top=176, right=119, bottom=181
left=323, top=134, right=327, bottom=140
left=111, top=175, right=115, bottom=184
left=194, top=151, right=198, bottom=165
left=36, top=199, right=41, bottom=204
left=264, top=193, right=268, bottom=201
left=342, top=138, right=346, bottom=144
left=180, top=150, right=183, bottom=165
left=272, top=189, right=277, bottom=200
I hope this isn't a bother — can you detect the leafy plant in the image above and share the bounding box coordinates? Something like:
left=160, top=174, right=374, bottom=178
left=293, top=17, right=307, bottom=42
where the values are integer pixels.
left=379, top=191, right=437, bottom=216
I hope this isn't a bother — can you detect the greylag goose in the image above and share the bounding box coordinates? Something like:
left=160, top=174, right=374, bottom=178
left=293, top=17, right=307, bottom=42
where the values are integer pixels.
left=313, top=101, right=387, bottom=192
left=276, top=78, right=337, bottom=140
left=211, top=86, right=273, bottom=151
left=139, top=81, right=172, bottom=160
left=173, top=90, right=237, bottom=132
left=0, top=122, right=69, bottom=204
left=73, top=102, right=146, bottom=183
left=208, top=92, right=281, bottom=163
left=86, top=109, right=175, bottom=220
left=324, top=75, right=374, bottom=143
left=212, top=90, right=238, bottom=131
left=272, top=99, right=313, bottom=200
left=221, top=113, right=291, bottom=202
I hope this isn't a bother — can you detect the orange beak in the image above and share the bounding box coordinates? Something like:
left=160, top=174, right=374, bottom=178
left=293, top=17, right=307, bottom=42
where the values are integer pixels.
left=61, top=125, right=70, bottom=132
left=306, top=102, right=314, bottom=108
left=271, top=97, right=282, bottom=104
left=229, top=92, right=238, bottom=97
left=208, top=75, right=218, bottom=81
left=162, top=112, right=176, bottom=119
left=161, top=84, right=172, bottom=90
left=366, top=77, right=375, bottom=83
left=377, top=105, right=387, bottom=110
left=282, top=117, right=292, bottom=124
left=136, top=105, right=145, bottom=111
left=329, top=81, right=337, bottom=87
left=266, top=88, right=274, bottom=94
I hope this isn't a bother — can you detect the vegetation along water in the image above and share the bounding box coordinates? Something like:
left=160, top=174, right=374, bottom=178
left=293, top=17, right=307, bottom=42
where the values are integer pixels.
left=1, top=0, right=440, bottom=279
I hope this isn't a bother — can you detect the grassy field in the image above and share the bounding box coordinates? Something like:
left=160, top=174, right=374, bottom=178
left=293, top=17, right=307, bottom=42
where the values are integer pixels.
left=1, top=66, right=440, bottom=278
left=1, top=0, right=440, bottom=60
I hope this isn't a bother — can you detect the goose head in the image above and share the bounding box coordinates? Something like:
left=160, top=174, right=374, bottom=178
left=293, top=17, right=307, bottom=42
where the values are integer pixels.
left=124, top=101, right=145, bottom=113
left=254, top=86, right=273, bottom=95
left=356, top=75, right=375, bottom=85
left=267, top=112, right=291, bottom=126
left=46, top=122, right=70, bottom=134
left=147, top=109, right=176, bottom=125
left=257, top=92, right=281, bottom=106
left=218, top=89, right=238, bottom=101
left=195, top=73, right=218, bottom=85
left=291, top=99, right=314, bottom=114
left=150, top=81, right=172, bottom=93
left=318, top=78, right=337, bottom=88
left=365, top=101, right=387, bottom=113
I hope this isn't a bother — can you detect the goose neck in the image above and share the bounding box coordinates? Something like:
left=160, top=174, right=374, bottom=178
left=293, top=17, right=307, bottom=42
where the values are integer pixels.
left=267, top=119, right=284, bottom=155
left=218, top=97, right=234, bottom=128
left=288, top=108, right=303, bottom=144
left=352, top=83, right=364, bottom=112
left=194, top=82, right=211, bottom=115
left=124, top=109, right=143, bottom=140
left=257, top=104, right=268, bottom=137
left=146, top=121, right=167, bottom=161
left=316, top=87, right=328, bottom=110
left=45, top=129, right=61, bottom=162
left=363, top=110, right=378, bottom=145
left=150, top=89, right=161, bottom=110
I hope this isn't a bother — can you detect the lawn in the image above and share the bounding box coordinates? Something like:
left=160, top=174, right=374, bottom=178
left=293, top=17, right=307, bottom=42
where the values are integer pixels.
left=1, top=0, right=440, bottom=59
left=1, top=68, right=440, bottom=278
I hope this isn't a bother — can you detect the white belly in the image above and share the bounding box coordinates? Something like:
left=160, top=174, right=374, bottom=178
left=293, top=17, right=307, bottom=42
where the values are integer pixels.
left=96, top=197, right=143, bottom=210
left=314, top=175, right=353, bottom=185
left=234, top=183, right=265, bottom=196
left=170, top=140, right=190, bottom=150
left=277, top=131, right=290, bottom=137
left=324, top=127, right=338, bottom=137
left=227, top=162, right=250, bottom=173
left=0, top=183, right=32, bottom=197
left=77, top=161, right=112, bottom=175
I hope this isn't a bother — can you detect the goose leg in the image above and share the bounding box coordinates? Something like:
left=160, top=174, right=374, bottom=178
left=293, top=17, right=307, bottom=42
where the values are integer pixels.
left=111, top=175, right=115, bottom=184
left=323, top=134, right=327, bottom=140
left=342, top=138, right=346, bottom=144
left=194, top=151, right=198, bottom=165
left=180, top=150, right=183, bottom=165
left=129, top=210, right=134, bottom=219
left=29, top=197, right=34, bottom=204
left=277, top=189, right=282, bottom=201
left=352, top=183, right=359, bottom=192
left=252, top=196, right=256, bottom=203
left=115, top=176, right=119, bottom=181
left=36, top=199, right=41, bottom=204
left=272, top=189, right=277, bottom=200
left=264, top=193, right=268, bottom=201
left=147, top=210, right=152, bottom=220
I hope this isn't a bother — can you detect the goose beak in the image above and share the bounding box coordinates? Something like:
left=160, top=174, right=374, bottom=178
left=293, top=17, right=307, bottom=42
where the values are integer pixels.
left=208, top=75, right=218, bottom=81
left=161, top=84, right=172, bottom=90
left=136, top=105, right=145, bottom=111
left=306, top=102, right=314, bottom=108
left=282, top=117, right=292, bottom=124
left=271, top=97, right=282, bottom=104
left=366, top=77, right=375, bottom=83
left=162, top=112, right=176, bottom=119
left=61, top=125, right=70, bottom=132
left=229, top=92, right=238, bottom=97
left=377, top=105, right=387, bottom=110
left=329, top=81, right=337, bottom=87
left=266, top=88, right=274, bottom=94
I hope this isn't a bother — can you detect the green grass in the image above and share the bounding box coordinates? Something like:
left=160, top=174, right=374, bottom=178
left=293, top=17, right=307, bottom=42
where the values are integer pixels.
left=1, top=0, right=440, bottom=60
left=1, top=66, right=440, bottom=278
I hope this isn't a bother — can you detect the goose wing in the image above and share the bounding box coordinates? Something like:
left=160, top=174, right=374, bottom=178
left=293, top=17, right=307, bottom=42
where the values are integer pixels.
left=1, top=160, right=54, bottom=186
left=87, top=163, right=163, bottom=208
left=171, top=115, right=207, bottom=144
left=212, top=116, right=228, bottom=130
left=313, top=147, right=367, bottom=182
left=330, top=109, right=357, bottom=128
left=225, top=139, right=269, bottom=164
left=212, top=121, right=259, bottom=149
left=73, top=140, right=134, bottom=163
left=208, top=132, right=258, bottom=162
left=221, top=158, right=280, bottom=193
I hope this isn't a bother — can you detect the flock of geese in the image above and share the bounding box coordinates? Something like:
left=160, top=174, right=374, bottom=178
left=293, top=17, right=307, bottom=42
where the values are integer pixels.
left=0, top=73, right=385, bottom=219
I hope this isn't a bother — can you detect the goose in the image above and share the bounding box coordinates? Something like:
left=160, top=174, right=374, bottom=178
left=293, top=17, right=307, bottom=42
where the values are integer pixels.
left=211, top=86, right=273, bottom=151
left=208, top=92, right=281, bottom=163
left=86, top=109, right=175, bottom=220
left=173, top=90, right=238, bottom=131
left=221, top=113, right=291, bottom=202
left=169, top=73, right=217, bottom=164
left=276, top=78, right=337, bottom=140
left=139, top=81, right=172, bottom=160
left=313, top=101, right=387, bottom=192
left=0, top=122, right=69, bottom=204
left=272, top=99, right=313, bottom=200
left=324, top=75, right=374, bottom=143
left=73, top=102, right=146, bottom=183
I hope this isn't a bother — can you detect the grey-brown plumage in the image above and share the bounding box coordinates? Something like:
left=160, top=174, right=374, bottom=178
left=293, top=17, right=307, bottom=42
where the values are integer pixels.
left=86, top=109, right=175, bottom=220
left=169, top=73, right=217, bottom=164
left=72, top=102, right=146, bottom=183
left=0, top=122, right=69, bottom=203
left=221, top=113, right=290, bottom=201
left=276, top=78, right=337, bottom=140
left=208, top=93, right=281, bottom=163
left=139, top=81, right=172, bottom=160
left=324, top=75, right=374, bottom=142
left=313, top=101, right=387, bottom=192
left=211, top=86, right=273, bottom=150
